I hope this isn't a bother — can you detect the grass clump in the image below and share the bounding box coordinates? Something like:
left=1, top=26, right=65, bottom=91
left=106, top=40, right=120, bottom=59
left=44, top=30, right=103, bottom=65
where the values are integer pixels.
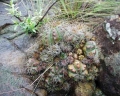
left=5, top=0, right=120, bottom=34
left=56, top=0, right=120, bottom=19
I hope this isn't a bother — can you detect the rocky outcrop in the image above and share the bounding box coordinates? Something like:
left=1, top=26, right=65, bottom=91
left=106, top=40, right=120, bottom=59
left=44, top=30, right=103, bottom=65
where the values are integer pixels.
left=95, top=16, right=120, bottom=96
left=98, top=53, right=120, bottom=96
left=0, top=30, right=36, bottom=96
left=0, top=13, right=41, bottom=96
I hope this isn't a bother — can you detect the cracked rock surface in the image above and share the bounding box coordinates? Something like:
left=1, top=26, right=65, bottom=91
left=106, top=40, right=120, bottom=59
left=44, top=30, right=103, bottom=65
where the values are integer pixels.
left=0, top=1, right=38, bottom=96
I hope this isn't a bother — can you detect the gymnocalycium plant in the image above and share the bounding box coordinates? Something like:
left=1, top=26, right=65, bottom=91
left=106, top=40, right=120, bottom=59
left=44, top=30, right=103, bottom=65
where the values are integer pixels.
left=5, top=0, right=59, bottom=34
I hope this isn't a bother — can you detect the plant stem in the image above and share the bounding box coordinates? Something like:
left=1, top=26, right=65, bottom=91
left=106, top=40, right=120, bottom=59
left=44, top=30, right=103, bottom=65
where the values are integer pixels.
left=14, top=15, right=23, bottom=22
left=35, top=0, right=59, bottom=27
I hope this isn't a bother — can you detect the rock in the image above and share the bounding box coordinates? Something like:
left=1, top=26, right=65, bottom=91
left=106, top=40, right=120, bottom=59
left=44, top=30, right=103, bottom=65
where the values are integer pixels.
left=75, top=82, right=95, bottom=96
left=95, top=16, right=120, bottom=96
left=35, top=89, right=47, bottom=96
left=0, top=48, right=36, bottom=96
left=104, top=53, right=120, bottom=76
left=13, top=34, right=35, bottom=51
left=0, top=1, right=60, bottom=96
left=0, top=38, right=14, bottom=53
left=0, top=1, right=28, bottom=28
left=98, top=52, right=120, bottom=96
left=104, top=21, right=120, bottom=41
left=95, top=17, right=120, bottom=55
left=0, top=27, right=38, bottom=96
left=103, top=15, right=120, bottom=47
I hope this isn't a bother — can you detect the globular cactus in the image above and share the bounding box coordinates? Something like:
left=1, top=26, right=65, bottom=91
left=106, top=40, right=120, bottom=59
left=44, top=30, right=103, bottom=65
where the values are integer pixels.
left=26, top=58, right=40, bottom=75
left=60, top=42, right=73, bottom=52
left=87, top=66, right=99, bottom=80
left=47, top=44, right=61, bottom=56
left=40, top=49, right=51, bottom=62
left=67, top=59, right=88, bottom=81
left=83, top=41, right=100, bottom=64
left=40, top=44, right=61, bottom=62
left=45, top=66, right=65, bottom=91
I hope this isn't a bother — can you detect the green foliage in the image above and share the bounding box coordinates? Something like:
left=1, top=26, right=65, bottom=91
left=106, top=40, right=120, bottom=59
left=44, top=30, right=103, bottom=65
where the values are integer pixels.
left=5, top=0, right=48, bottom=34
left=5, top=0, right=21, bottom=16
left=59, top=0, right=83, bottom=18
left=41, top=28, right=64, bottom=46
left=92, top=1, right=120, bottom=13
left=60, top=52, right=67, bottom=59
left=5, top=0, right=120, bottom=34
left=5, top=0, right=36, bottom=34
left=18, top=17, right=38, bottom=34
left=55, top=28, right=63, bottom=42
left=57, top=0, right=120, bottom=18
left=48, top=31, right=54, bottom=45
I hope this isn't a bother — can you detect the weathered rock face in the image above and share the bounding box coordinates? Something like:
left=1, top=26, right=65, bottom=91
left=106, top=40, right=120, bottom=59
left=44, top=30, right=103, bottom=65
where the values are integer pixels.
left=0, top=34, right=36, bottom=96
left=0, top=1, right=40, bottom=95
left=95, top=15, right=120, bottom=96
left=0, top=23, right=40, bottom=96
left=98, top=53, right=120, bottom=96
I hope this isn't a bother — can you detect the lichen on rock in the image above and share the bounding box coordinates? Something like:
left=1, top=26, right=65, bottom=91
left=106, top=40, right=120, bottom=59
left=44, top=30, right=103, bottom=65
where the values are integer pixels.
left=104, top=52, right=120, bottom=76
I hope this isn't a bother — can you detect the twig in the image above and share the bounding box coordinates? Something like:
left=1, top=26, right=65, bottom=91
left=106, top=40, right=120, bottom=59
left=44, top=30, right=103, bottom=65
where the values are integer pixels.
left=35, top=0, right=59, bottom=27
left=30, top=63, right=53, bottom=86
left=14, top=15, right=23, bottom=22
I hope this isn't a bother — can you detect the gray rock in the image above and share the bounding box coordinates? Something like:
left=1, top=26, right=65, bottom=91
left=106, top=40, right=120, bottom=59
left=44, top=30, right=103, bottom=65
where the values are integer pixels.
left=13, top=34, right=35, bottom=51
left=98, top=52, right=120, bottom=96
left=105, top=52, right=120, bottom=76
left=0, top=38, right=14, bottom=53
left=35, top=89, right=47, bottom=96
left=0, top=0, right=58, bottom=95
left=0, top=29, right=37, bottom=96
left=0, top=1, right=27, bottom=27
left=104, top=22, right=120, bottom=41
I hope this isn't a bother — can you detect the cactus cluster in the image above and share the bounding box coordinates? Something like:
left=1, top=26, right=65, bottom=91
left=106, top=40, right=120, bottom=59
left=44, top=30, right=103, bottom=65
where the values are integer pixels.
left=26, top=21, right=101, bottom=92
